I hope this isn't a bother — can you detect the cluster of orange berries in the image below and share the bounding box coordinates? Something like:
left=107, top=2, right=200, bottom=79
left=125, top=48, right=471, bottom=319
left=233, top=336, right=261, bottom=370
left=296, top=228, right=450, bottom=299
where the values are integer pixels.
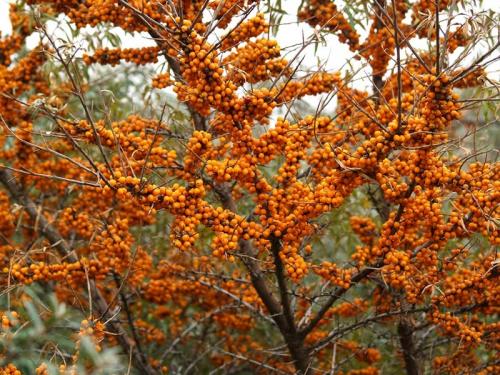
left=429, top=310, right=482, bottom=343
left=412, top=0, right=451, bottom=26
left=0, top=35, right=23, bottom=67
left=224, top=39, right=282, bottom=84
left=408, top=152, right=455, bottom=188
left=114, top=175, right=270, bottom=255
left=255, top=185, right=335, bottom=247
left=350, top=216, right=377, bottom=245
left=6, top=259, right=101, bottom=285
left=111, top=175, right=151, bottom=200
left=382, top=250, right=411, bottom=289
left=328, top=298, right=368, bottom=318
left=273, top=116, right=337, bottom=182
left=298, top=0, right=359, bottom=51
left=0, top=192, right=15, bottom=237
left=340, top=341, right=382, bottom=364
left=444, top=29, right=469, bottom=52
left=352, top=209, right=417, bottom=267
left=247, top=58, right=292, bottom=86
left=202, top=206, right=267, bottom=253
left=359, top=353, right=382, bottom=367
left=168, top=193, right=208, bottom=247
left=233, top=87, right=277, bottom=123
left=182, top=130, right=213, bottom=174
left=441, top=247, right=469, bottom=272
left=143, top=261, right=190, bottom=305
left=1, top=311, right=19, bottom=330
left=174, top=22, right=238, bottom=116
left=213, top=310, right=254, bottom=331
left=447, top=163, right=499, bottom=245
left=344, top=367, right=379, bottom=375
left=152, top=72, right=171, bottom=89
left=375, top=155, right=421, bottom=202
left=68, top=116, right=178, bottom=172
left=1, top=4, right=33, bottom=68
left=0, top=47, right=46, bottom=106
left=209, top=0, right=258, bottom=29
left=277, top=72, right=342, bottom=104
left=58, top=208, right=95, bottom=239
left=79, top=318, right=105, bottom=346
left=206, top=159, right=254, bottom=183
left=231, top=135, right=275, bottom=173
left=64, top=318, right=107, bottom=372
left=381, top=62, right=422, bottom=99
left=275, top=128, right=312, bottom=183
left=280, top=245, right=309, bottom=282
left=135, top=319, right=166, bottom=344
left=358, top=1, right=409, bottom=77
left=38, top=362, right=101, bottom=375
left=437, top=254, right=498, bottom=310
left=90, top=218, right=134, bottom=271
left=434, top=339, right=500, bottom=374
left=170, top=212, right=201, bottom=251
left=351, top=245, right=376, bottom=268
left=55, top=0, right=147, bottom=31
left=314, top=262, right=353, bottom=289
left=34, top=363, right=73, bottom=375
left=453, top=67, right=485, bottom=88
left=35, top=363, right=49, bottom=375
left=9, top=120, right=36, bottom=169
left=361, top=26, right=396, bottom=78
left=8, top=3, right=31, bottom=36
left=0, top=364, right=21, bottom=375
left=432, top=351, right=477, bottom=375
left=211, top=233, right=238, bottom=259
left=221, top=13, right=268, bottom=50
left=83, top=47, right=160, bottom=66
left=414, top=73, right=461, bottom=136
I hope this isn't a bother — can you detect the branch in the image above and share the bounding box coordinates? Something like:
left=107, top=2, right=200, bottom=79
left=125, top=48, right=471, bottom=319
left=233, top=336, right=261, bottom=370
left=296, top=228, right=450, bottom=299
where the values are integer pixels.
left=0, top=169, right=159, bottom=375
left=214, top=347, right=292, bottom=375
left=215, top=185, right=311, bottom=374
left=298, top=266, right=376, bottom=338
left=391, top=0, right=403, bottom=131
left=308, top=307, right=429, bottom=354
left=435, top=0, right=440, bottom=74
left=118, top=0, right=208, bottom=131
left=398, top=317, right=421, bottom=375
left=271, top=235, right=297, bottom=334
left=212, top=185, right=284, bottom=325
left=301, top=182, right=417, bottom=338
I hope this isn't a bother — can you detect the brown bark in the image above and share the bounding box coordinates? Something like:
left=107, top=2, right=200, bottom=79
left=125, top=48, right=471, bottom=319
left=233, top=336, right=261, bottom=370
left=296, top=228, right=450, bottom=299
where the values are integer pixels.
left=398, top=318, right=421, bottom=375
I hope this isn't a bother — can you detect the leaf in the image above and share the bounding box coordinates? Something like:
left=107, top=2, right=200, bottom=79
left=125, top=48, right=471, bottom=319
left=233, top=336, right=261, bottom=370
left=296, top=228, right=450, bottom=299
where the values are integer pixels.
left=24, top=301, right=45, bottom=335
left=80, top=335, right=100, bottom=362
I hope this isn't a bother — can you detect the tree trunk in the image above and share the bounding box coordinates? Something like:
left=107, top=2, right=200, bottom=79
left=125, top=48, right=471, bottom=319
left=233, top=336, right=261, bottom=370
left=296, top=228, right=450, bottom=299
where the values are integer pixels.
left=398, top=319, right=421, bottom=375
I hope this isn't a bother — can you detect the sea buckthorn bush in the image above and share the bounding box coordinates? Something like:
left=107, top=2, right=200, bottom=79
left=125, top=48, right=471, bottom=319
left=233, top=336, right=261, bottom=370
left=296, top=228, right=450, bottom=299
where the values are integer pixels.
left=0, top=0, right=498, bottom=374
